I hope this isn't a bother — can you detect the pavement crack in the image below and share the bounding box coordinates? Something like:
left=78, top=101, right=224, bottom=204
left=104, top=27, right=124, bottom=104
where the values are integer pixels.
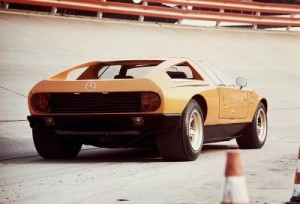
left=0, top=85, right=27, bottom=98
left=0, top=120, right=27, bottom=122
left=271, top=108, right=300, bottom=111
left=0, top=154, right=38, bottom=162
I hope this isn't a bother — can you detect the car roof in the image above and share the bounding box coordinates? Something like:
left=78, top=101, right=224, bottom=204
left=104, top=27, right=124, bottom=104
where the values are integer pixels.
left=97, top=57, right=192, bottom=63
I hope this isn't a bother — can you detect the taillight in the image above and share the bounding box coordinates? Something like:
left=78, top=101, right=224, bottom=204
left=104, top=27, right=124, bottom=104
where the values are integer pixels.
left=31, top=93, right=50, bottom=112
left=141, top=92, right=160, bottom=112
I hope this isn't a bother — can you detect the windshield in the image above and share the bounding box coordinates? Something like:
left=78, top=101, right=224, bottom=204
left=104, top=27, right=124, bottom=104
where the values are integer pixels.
left=195, top=60, right=235, bottom=86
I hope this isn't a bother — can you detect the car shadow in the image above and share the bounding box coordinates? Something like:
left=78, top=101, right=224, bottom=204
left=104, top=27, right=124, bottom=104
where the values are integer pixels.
left=25, top=143, right=240, bottom=164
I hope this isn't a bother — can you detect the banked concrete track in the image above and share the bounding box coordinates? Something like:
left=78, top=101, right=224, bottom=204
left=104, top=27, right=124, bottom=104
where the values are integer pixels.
left=0, top=11, right=300, bottom=203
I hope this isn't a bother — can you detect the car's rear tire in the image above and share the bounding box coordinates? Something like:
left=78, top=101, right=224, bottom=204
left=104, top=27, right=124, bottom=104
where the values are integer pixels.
left=236, top=102, right=268, bottom=149
left=156, top=99, right=204, bottom=161
left=33, top=128, right=82, bottom=159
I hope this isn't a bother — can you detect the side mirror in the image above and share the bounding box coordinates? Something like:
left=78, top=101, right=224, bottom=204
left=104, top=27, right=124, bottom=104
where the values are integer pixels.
left=236, top=77, right=247, bottom=89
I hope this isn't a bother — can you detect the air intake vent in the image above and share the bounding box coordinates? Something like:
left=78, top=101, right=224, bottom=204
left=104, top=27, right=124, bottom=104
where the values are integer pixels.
left=50, top=92, right=141, bottom=113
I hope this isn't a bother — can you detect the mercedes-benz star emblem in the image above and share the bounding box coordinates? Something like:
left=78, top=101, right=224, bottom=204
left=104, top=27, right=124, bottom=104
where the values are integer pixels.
left=85, top=81, right=96, bottom=92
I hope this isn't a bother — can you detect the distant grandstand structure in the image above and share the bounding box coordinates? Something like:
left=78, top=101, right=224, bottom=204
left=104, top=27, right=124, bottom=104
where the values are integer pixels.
left=1, top=0, right=300, bottom=31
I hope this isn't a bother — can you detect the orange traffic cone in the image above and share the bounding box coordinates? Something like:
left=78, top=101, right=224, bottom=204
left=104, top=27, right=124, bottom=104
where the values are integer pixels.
left=220, top=151, right=250, bottom=204
left=287, top=147, right=300, bottom=204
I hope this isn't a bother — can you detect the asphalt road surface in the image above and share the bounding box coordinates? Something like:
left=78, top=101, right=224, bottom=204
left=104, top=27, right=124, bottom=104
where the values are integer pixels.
left=0, top=11, right=300, bottom=204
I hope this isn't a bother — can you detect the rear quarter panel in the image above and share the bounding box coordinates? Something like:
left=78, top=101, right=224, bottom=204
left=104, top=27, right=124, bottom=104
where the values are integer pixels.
left=159, top=84, right=212, bottom=115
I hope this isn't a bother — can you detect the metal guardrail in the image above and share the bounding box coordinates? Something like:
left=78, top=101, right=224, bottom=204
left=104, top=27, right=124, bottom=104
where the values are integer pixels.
left=1, top=0, right=300, bottom=31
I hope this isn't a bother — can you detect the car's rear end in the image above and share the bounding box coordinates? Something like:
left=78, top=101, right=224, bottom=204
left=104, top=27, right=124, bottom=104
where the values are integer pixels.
left=27, top=60, right=185, bottom=155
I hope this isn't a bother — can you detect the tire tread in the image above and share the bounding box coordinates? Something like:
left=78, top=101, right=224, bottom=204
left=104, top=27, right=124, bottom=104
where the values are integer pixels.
left=157, top=100, right=203, bottom=161
left=33, top=128, right=82, bottom=159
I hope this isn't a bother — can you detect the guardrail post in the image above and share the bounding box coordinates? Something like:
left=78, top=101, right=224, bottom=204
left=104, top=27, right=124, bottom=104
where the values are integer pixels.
left=179, top=6, right=187, bottom=25
left=139, top=1, right=148, bottom=22
left=187, top=6, right=193, bottom=11
left=252, top=11, right=260, bottom=29
left=216, top=8, right=224, bottom=27
left=51, top=7, right=57, bottom=14
left=287, top=13, right=295, bottom=31
left=97, top=0, right=106, bottom=18
left=3, top=2, right=9, bottom=9
left=97, top=12, right=103, bottom=18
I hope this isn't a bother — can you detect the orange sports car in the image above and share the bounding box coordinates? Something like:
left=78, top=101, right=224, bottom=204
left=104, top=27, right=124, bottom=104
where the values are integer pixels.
left=27, top=58, right=268, bottom=161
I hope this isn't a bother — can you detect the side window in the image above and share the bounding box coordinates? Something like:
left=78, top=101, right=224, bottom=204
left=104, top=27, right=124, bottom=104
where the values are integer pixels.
left=166, top=62, right=203, bottom=80
left=67, top=67, right=88, bottom=80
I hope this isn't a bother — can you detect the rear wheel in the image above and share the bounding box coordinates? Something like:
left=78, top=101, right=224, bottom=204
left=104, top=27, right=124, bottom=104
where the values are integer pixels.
left=33, top=128, right=82, bottom=159
left=236, top=102, right=268, bottom=149
left=156, top=99, right=204, bottom=161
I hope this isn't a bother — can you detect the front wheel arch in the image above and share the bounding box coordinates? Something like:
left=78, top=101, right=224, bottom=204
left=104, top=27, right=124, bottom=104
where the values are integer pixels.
left=260, top=98, right=268, bottom=112
left=236, top=102, right=268, bottom=149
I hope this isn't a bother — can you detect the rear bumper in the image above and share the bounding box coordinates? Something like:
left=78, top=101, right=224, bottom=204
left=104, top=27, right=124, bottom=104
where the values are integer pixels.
left=27, top=114, right=181, bottom=135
